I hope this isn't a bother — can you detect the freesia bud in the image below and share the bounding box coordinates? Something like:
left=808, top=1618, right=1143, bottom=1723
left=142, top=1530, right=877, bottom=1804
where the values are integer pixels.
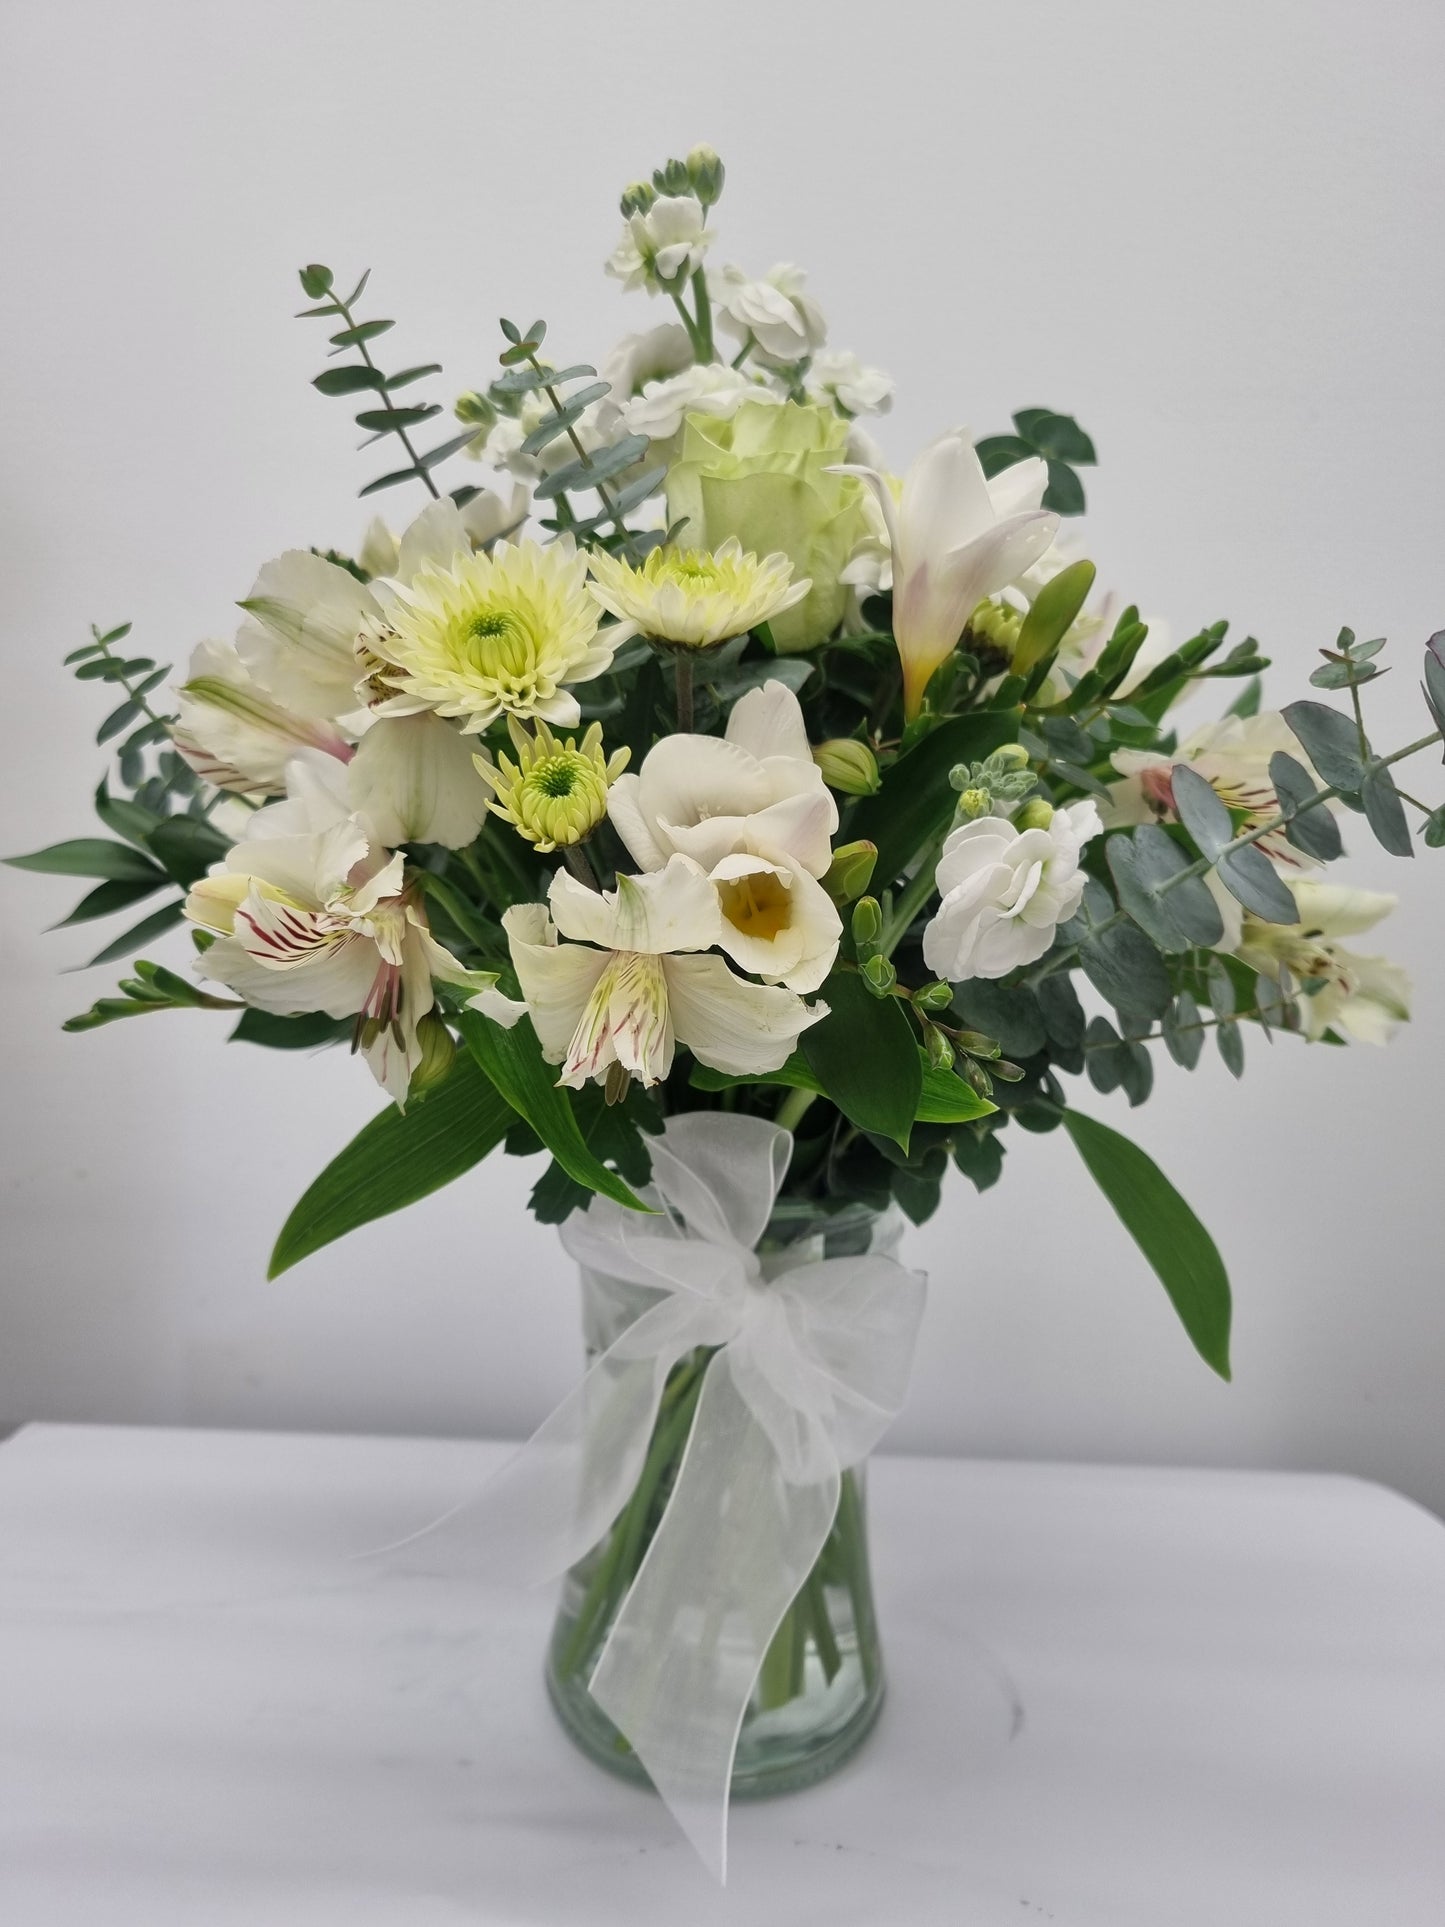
left=851, top=894, right=883, bottom=954
left=1013, top=799, right=1056, bottom=831
left=913, top=980, right=954, bottom=1012
left=861, top=953, right=897, bottom=997
left=409, top=1014, right=456, bottom=1097
left=991, top=744, right=1033, bottom=771
left=925, top=1024, right=955, bottom=1071
left=686, top=144, right=725, bottom=207
left=813, top=738, right=880, bottom=797
left=822, top=839, right=878, bottom=905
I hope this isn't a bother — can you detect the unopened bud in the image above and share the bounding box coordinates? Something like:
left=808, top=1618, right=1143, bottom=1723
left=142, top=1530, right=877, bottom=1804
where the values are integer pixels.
left=925, top=1025, right=955, bottom=1071
left=1013, top=798, right=1056, bottom=832
left=861, top=953, right=897, bottom=997
left=991, top=743, right=1032, bottom=771
left=651, top=157, right=693, bottom=197
left=956, top=1030, right=1001, bottom=1060
left=956, top=786, right=992, bottom=820
left=409, top=1014, right=456, bottom=1096
left=619, top=180, right=657, bottom=218
left=813, top=738, right=880, bottom=797
left=913, top=980, right=954, bottom=1013
left=686, top=144, right=725, bottom=207
left=822, top=839, right=878, bottom=905
left=454, top=390, right=497, bottom=431
left=850, top=894, right=883, bottom=955
left=960, top=1057, right=994, bottom=1098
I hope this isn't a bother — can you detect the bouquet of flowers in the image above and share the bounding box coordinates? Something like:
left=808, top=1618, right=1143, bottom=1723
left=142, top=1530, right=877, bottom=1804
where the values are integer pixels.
left=12, top=144, right=1444, bottom=1876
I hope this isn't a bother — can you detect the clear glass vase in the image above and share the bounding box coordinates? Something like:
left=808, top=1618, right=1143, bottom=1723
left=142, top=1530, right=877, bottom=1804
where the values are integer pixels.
left=544, top=1198, right=900, bottom=1798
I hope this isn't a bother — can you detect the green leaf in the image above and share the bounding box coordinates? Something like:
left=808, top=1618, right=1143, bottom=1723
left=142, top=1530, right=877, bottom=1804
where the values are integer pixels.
left=269, top=1050, right=514, bottom=1277
left=1011, top=560, right=1096, bottom=677
left=1217, top=1018, right=1245, bottom=1078
left=1060, top=1109, right=1232, bottom=1379
left=51, top=874, right=168, bottom=926
left=97, top=696, right=143, bottom=745
left=298, top=264, right=334, bottom=299
left=1042, top=461, right=1086, bottom=516
left=358, top=466, right=424, bottom=497
left=1424, top=803, right=1445, bottom=848
left=1216, top=844, right=1298, bottom=923
left=353, top=404, right=441, bottom=433
left=81, top=899, right=186, bottom=967
left=533, top=434, right=650, bottom=500
left=230, top=1008, right=351, bottom=1050
left=385, top=363, right=445, bottom=390
left=416, top=428, right=481, bottom=471
left=915, top=1060, right=996, bottom=1123
left=1169, top=765, right=1233, bottom=860
left=519, top=382, right=611, bottom=454
left=1268, top=752, right=1342, bottom=861
left=801, top=970, right=922, bottom=1150
left=1422, top=635, right=1445, bottom=747
left=1281, top=700, right=1366, bottom=792
left=329, top=319, right=393, bottom=347
left=1063, top=891, right=1172, bottom=1019
left=952, top=1126, right=1004, bottom=1191
left=1163, top=990, right=1204, bottom=1069
left=1014, top=409, right=1096, bottom=464
left=456, top=1010, right=648, bottom=1211
left=146, top=815, right=231, bottom=887
left=6, top=837, right=166, bottom=882
left=1106, top=825, right=1224, bottom=952
left=94, top=780, right=163, bottom=849
left=312, top=365, right=390, bottom=397
left=849, top=709, right=1021, bottom=888
left=1361, top=766, right=1413, bottom=857
left=951, top=980, right=1046, bottom=1058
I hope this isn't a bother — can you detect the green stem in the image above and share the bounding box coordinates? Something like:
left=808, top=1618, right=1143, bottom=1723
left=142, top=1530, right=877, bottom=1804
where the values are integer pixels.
left=667, top=288, right=705, bottom=358
left=729, top=330, right=755, bottom=370
left=562, top=842, right=601, bottom=891
left=836, top=1470, right=878, bottom=1691
left=880, top=839, right=946, bottom=958
left=774, top=1086, right=817, bottom=1134
left=804, top=1566, right=842, bottom=1684
left=689, top=265, right=715, bottom=361
left=674, top=651, right=695, bottom=731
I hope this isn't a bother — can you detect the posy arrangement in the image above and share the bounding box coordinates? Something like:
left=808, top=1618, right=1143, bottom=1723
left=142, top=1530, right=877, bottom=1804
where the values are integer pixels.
left=13, top=145, right=1445, bottom=1874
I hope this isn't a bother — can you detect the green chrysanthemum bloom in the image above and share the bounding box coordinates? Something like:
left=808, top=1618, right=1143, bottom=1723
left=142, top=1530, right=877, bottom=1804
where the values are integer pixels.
left=374, top=537, right=630, bottom=732
left=586, top=535, right=809, bottom=651
left=476, top=719, right=630, bottom=851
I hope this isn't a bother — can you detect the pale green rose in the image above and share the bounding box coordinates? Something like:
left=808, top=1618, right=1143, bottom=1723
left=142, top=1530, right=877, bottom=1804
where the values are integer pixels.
left=664, top=401, right=867, bottom=652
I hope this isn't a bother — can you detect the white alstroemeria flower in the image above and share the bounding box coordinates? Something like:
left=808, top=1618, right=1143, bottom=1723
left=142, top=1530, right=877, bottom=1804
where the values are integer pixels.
left=805, top=349, right=895, bottom=419
left=1237, top=880, right=1410, bottom=1044
left=477, top=856, right=825, bottom=1089
left=608, top=680, right=838, bottom=880
left=922, top=801, right=1102, bottom=982
left=835, top=431, right=1058, bottom=715
left=346, top=710, right=493, bottom=849
left=358, top=517, right=401, bottom=579
left=712, top=263, right=827, bottom=365
left=170, top=639, right=353, bottom=798
left=606, top=195, right=713, bottom=293
left=618, top=361, right=784, bottom=446
left=183, top=765, right=489, bottom=1103
left=1107, top=712, right=1330, bottom=872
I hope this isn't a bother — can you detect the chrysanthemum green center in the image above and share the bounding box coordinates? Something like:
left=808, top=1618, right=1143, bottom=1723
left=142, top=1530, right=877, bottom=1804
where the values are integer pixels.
left=529, top=755, right=582, bottom=799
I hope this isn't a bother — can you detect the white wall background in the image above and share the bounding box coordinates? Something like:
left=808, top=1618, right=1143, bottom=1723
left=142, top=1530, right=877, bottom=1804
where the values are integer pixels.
left=3, top=0, right=1443, bottom=1510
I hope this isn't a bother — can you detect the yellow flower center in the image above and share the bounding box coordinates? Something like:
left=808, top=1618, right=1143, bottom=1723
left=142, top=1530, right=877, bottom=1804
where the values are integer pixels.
left=717, top=870, right=792, bottom=942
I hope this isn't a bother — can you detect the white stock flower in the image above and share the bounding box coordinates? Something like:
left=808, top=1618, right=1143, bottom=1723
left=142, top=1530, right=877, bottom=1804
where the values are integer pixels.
left=606, top=195, right=713, bottom=293
left=805, top=349, right=895, bottom=418
left=1237, top=880, right=1410, bottom=1044
left=922, top=801, right=1102, bottom=981
left=713, top=263, right=827, bottom=364
left=170, top=639, right=353, bottom=798
left=1108, top=712, right=1329, bottom=872
left=835, top=431, right=1058, bottom=715
left=618, top=361, right=784, bottom=446
left=183, top=759, right=489, bottom=1103
left=608, top=680, right=838, bottom=879
left=598, top=323, right=695, bottom=404
left=479, top=856, right=825, bottom=1089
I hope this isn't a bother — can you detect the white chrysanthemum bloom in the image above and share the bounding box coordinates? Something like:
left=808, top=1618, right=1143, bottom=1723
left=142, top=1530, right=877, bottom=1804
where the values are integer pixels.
left=171, top=639, right=353, bottom=798
left=805, top=349, right=895, bottom=418
left=608, top=680, right=839, bottom=880
left=617, top=361, right=784, bottom=445
left=922, top=801, right=1103, bottom=981
left=1237, top=880, right=1410, bottom=1044
left=587, top=536, right=808, bottom=651
left=606, top=195, right=713, bottom=293
left=835, top=433, right=1058, bottom=716
left=371, top=536, right=632, bottom=732
left=474, top=856, right=825, bottom=1089
left=183, top=759, right=491, bottom=1103
left=713, top=263, right=827, bottom=365
left=1108, top=713, right=1330, bottom=872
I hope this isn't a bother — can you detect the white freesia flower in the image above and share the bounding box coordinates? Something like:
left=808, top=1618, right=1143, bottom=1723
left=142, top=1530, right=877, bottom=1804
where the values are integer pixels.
left=606, top=195, right=713, bottom=293
left=477, top=856, right=825, bottom=1089
left=170, top=639, right=353, bottom=798
left=1237, top=880, right=1410, bottom=1044
left=712, top=263, right=827, bottom=365
left=805, top=349, right=894, bottom=418
left=707, top=847, right=841, bottom=993
left=835, top=431, right=1058, bottom=713
left=922, top=801, right=1102, bottom=981
left=618, top=361, right=784, bottom=445
left=1108, top=712, right=1330, bottom=872
left=608, top=680, right=838, bottom=879
left=183, top=760, right=489, bottom=1102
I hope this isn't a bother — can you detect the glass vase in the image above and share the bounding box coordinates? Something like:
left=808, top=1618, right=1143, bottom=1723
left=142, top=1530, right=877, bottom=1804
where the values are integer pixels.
left=544, top=1198, right=900, bottom=1798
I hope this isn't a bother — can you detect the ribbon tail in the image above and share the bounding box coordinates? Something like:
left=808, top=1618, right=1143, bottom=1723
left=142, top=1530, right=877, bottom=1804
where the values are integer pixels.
left=380, top=1336, right=682, bottom=1584
left=588, top=1355, right=839, bottom=1884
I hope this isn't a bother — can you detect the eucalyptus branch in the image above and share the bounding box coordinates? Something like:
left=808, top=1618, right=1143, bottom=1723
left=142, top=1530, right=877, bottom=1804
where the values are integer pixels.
left=92, top=628, right=175, bottom=732
left=1094, top=1006, right=1277, bottom=1052
left=523, top=348, right=636, bottom=556
left=328, top=287, right=440, bottom=501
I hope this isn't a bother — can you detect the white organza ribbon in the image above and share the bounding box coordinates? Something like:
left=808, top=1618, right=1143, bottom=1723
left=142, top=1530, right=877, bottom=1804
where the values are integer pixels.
left=420, top=1111, right=926, bottom=1881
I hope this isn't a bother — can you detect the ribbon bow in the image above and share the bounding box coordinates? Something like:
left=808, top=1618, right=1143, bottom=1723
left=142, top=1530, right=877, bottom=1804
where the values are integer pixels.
left=425, top=1111, right=926, bottom=1881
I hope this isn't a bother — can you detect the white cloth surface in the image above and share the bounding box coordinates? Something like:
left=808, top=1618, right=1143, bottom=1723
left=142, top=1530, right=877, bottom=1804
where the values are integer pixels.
left=0, top=1422, right=1441, bottom=1926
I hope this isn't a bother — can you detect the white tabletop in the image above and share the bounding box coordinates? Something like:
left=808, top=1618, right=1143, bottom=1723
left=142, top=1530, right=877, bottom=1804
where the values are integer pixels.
left=0, top=1423, right=1441, bottom=1925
